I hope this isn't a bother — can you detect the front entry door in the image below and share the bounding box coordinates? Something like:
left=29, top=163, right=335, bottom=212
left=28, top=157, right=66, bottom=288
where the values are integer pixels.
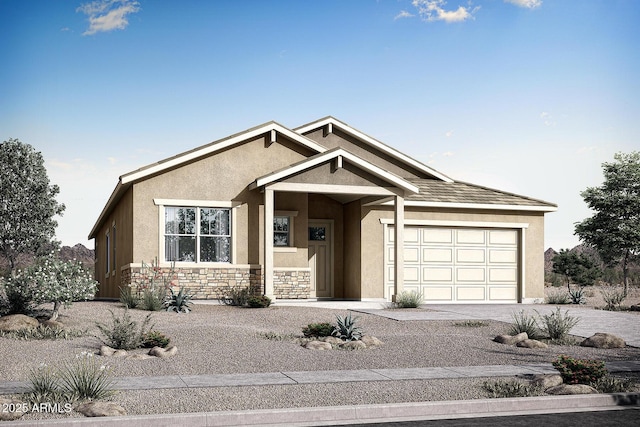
left=308, top=220, right=332, bottom=298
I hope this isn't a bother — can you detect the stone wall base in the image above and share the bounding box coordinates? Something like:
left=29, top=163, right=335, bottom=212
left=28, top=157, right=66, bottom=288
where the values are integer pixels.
left=121, top=265, right=311, bottom=300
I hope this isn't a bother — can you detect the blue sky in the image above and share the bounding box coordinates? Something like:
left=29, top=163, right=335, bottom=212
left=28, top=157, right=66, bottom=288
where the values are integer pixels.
left=1, top=0, right=638, bottom=250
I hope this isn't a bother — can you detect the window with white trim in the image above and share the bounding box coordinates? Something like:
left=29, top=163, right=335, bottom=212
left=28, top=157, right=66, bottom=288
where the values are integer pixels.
left=105, top=231, right=110, bottom=276
left=164, top=207, right=231, bottom=262
left=274, top=216, right=291, bottom=247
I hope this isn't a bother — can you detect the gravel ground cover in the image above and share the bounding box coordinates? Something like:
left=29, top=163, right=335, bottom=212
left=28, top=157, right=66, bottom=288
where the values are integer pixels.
left=1, top=298, right=639, bottom=420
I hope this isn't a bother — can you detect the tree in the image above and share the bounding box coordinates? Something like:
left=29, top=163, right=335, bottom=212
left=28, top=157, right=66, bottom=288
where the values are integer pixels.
left=552, top=249, right=600, bottom=290
left=3, top=254, right=98, bottom=320
left=575, top=151, right=640, bottom=296
left=0, top=139, right=65, bottom=275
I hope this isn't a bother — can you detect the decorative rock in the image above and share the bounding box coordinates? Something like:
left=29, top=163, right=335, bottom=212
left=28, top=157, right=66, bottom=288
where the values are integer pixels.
left=112, top=349, right=128, bottom=357
left=530, top=374, right=563, bottom=389
left=580, top=333, right=626, bottom=349
left=99, top=345, right=116, bottom=356
left=76, top=401, right=126, bottom=417
left=126, top=353, right=155, bottom=360
left=148, top=345, right=178, bottom=358
left=340, top=340, right=367, bottom=350
left=0, top=397, right=26, bottom=421
left=0, top=314, right=39, bottom=332
left=545, top=384, right=598, bottom=395
left=320, top=336, right=344, bottom=345
left=493, top=332, right=528, bottom=345
left=361, top=336, right=384, bottom=347
left=304, top=340, right=333, bottom=350
left=516, top=339, right=548, bottom=349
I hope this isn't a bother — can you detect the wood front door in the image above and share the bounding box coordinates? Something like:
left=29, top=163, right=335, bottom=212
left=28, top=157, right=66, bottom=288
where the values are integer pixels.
left=308, top=220, right=332, bottom=298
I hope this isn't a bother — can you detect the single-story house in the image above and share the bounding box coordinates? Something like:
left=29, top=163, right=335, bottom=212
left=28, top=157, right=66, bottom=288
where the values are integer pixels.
left=89, top=117, right=556, bottom=303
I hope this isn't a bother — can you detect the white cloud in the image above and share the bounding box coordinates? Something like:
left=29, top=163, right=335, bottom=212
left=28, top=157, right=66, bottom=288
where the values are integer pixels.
left=505, top=0, right=542, bottom=9
left=445, top=130, right=454, bottom=138
left=77, top=0, right=140, bottom=36
left=540, top=111, right=556, bottom=127
left=394, top=10, right=414, bottom=20
left=442, top=151, right=454, bottom=157
left=411, top=0, right=479, bottom=23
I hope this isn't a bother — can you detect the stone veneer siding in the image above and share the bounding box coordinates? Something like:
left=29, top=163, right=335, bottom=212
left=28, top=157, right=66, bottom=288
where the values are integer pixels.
left=121, top=265, right=311, bottom=300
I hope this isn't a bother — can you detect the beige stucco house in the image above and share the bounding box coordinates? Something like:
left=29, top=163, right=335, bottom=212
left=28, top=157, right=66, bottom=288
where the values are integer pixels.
left=89, top=117, right=556, bottom=303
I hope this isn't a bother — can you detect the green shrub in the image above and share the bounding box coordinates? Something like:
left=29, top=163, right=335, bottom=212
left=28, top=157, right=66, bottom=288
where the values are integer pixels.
left=27, top=352, right=115, bottom=403
left=332, top=313, right=363, bottom=341
left=247, top=295, right=271, bottom=308
left=601, top=286, right=626, bottom=310
left=95, top=309, right=153, bottom=350
left=538, top=307, right=579, bottom=341
left=58, top=352, right=115, bottom=401
left=509, top=310, right=542, bottom=340
left=2, top=324, right=85, bottom=340
left=568, top=287, right=586, bottom=304
left=220, top=286, right=250, bottom=306
left=591, top=375, right=635, bottom=393
left=139, top=286, right=165, bottom=311
left=392, top=290, right=423, bottom=308
left=482, top=379, right=543, bottom=398
left=142, top=330, right=170, bottom=348
left=27, top=363, right=63, bottom=403
left=546, top=289, right=569, bottom=304
left=164, top=287, right=194, bottom=313
left=302, top=322, right=334, bottom=338
left=119, top=286, right=138, bottom=309
left=553, top=355, right=607, bottom=385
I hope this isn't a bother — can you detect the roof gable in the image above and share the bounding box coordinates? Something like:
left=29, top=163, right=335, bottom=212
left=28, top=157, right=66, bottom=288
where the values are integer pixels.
left=294, top=116, right=453, bottom=183
left=250, top=148, right=419, bottom=195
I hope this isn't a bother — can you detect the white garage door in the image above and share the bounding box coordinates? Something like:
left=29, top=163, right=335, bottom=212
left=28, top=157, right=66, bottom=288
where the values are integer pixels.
left=385, top=227, right=519, bottom=303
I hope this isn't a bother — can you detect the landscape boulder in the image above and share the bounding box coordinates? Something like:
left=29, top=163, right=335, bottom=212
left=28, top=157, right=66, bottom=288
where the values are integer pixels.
left=516, top=339, right=548, bottom=349
left=0, top=314, right=39, bottom=332
left=148, top=345, right=178, bottom=358
left=304, top=340, right=332, bottom=350
left=545, top=384, right=598, bottom=395
left=41, top=319, right=64, bottom=329
left=530, top=374, right=563, bottom=389
left=493, top=332, right=528, bottom=345
left=320, top=336, right=344, bottom=345
left=361, top=335, right=384, bottom=347
left=76, top=401, right=126, bottom=417
left=126, top=353, right=155, bottom=360
left=580, top=333, right=626, bottom=349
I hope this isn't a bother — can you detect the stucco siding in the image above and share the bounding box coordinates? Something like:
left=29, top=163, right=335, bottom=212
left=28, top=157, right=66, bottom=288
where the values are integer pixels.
left=303, top=128, right=428, bottom=179
left=131, top=135, right=313, bottom=265
left=360, top=206, right=546, bottom=301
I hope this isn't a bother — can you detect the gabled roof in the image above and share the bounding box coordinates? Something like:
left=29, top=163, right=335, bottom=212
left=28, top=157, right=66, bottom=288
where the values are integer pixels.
left=89, top=121, right=327, bottom=239
left=294, top=116, right=454, bottom=183
left=250, top=147, right=420, bottom=195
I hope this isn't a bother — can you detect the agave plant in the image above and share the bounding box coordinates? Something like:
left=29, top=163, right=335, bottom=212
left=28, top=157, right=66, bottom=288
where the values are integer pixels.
left=164, top=287, right=194, bottom=313
left=332, top=312, right=363, bottom=341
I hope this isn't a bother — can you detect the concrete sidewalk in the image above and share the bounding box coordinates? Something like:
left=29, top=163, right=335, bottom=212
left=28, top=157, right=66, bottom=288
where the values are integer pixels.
left=2, top=360, right=640, bottom=395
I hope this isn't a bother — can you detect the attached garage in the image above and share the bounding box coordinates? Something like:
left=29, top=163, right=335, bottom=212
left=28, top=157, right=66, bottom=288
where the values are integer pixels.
left=384, top=224, right=524, bottom=303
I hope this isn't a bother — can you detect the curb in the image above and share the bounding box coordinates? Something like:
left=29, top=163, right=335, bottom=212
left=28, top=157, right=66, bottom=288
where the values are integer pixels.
left=5, top=393, right=639, bottom=426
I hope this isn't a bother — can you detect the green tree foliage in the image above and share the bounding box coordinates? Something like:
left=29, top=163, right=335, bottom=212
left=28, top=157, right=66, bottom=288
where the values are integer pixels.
left=575, top=152, right=640, bottom=296
left=0, top=139, right=65, bottom=274
left=552, top=249, right=600, bottom=290
left=4, top=254, right=98, bottom=320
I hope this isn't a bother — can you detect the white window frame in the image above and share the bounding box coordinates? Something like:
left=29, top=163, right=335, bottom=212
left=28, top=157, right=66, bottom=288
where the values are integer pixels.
left=274, top=210, right=298, bottom=253
left=105, top=230, right=110, bottom=278
left=155, top=199, right=240, bottom=265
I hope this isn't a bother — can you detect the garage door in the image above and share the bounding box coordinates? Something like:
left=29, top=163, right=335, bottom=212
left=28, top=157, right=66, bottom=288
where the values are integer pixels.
left=385, top=227, right=519, bottom=303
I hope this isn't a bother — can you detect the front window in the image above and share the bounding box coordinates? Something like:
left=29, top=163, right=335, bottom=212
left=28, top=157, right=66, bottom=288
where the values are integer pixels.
left=273, top=216, right=290, bottom=247
left=165, top=207, right=230, bottom=262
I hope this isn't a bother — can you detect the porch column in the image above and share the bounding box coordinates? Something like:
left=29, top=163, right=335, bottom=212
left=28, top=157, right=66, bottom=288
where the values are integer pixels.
left=393, top=194, right=404, bottom=301
left=264, top=187, right=275, bottom=299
